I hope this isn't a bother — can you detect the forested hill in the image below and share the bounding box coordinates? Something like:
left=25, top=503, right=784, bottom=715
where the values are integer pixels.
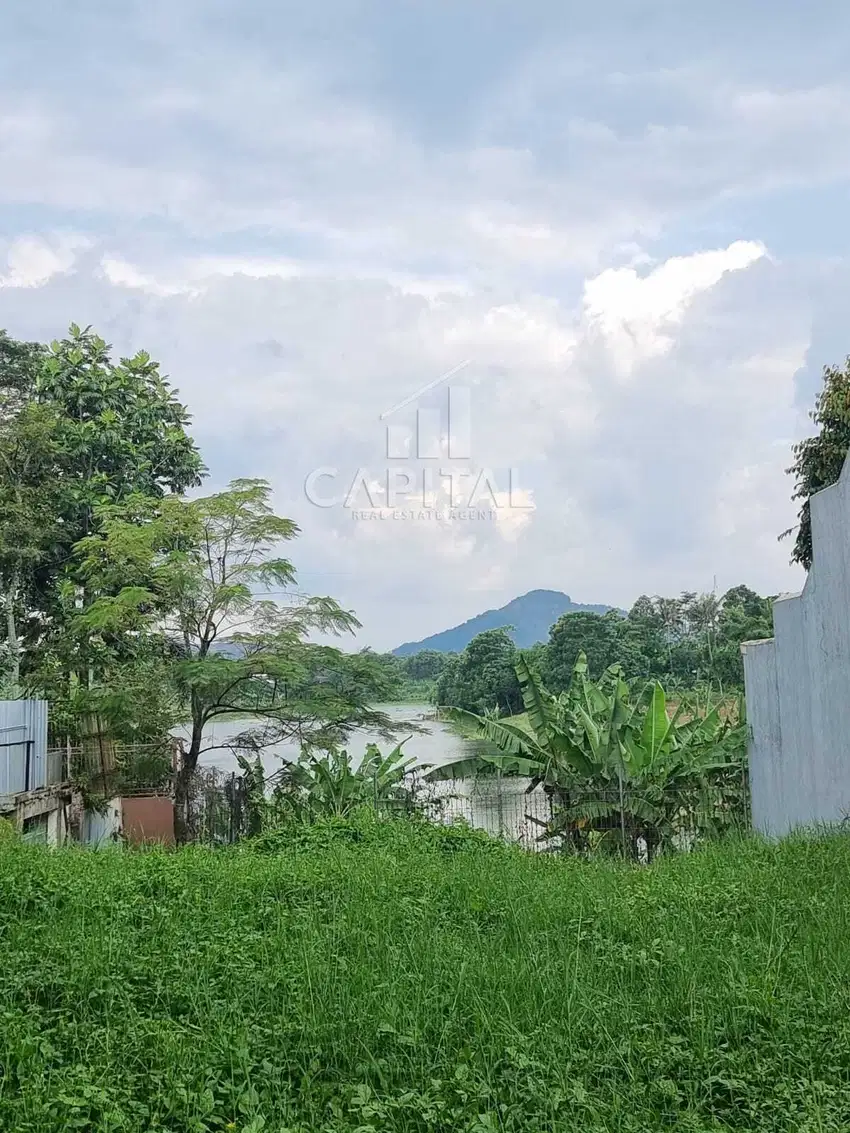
left=392, top=589, right=615, bottom=656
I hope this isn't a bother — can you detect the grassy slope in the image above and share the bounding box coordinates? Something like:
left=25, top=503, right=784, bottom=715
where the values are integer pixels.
left=2, top=824, right=850, bottom=1132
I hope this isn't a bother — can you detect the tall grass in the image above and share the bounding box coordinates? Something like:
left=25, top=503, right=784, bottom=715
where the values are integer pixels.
left=2, top=820, right=850, bottom=1131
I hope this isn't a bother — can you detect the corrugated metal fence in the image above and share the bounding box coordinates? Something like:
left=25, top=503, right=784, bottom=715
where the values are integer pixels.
left=0, top=700, right=51, bottom=795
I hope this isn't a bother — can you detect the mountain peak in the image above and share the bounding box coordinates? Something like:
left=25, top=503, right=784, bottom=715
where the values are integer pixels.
left=505, top=588, right=572, bottom=604
left=392, top=590, right=615, bottom=656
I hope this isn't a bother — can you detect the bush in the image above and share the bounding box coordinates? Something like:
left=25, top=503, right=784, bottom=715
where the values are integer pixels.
left=245, top=811, right=514, bottom=856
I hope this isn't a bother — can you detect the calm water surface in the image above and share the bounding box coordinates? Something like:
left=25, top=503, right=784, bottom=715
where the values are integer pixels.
left=174, top=704, right=550, bottom=847
left=175, top=704, right=474, bottom=777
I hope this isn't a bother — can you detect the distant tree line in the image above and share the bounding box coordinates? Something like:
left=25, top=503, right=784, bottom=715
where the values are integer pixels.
left=417, top=584, right=774, bottom=715
left=359, top=649, right=451, bottom=704
left=541, top=585, right=774, bottom=690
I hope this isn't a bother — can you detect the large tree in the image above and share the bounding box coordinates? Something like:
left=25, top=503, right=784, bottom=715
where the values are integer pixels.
left=0, top=401, right=64, bottom=687
left=400, top=649, right=450, bottom=682
left=0, top=329, right=45, bottom=411
left=435, top=628, right=522, bottom=714
left=74, top=479, right=396, bottom=838
left=711, top=586, right=774, bottom=687
left=542, top=610, right=625, bottom=688
left=623, top=596, right=668, bottom=677
left=0, top=332, right=55, bottom=686
left=35, top=324, right=205, bottom=546
left=785, top=356, right=850, bottom=570
left=0, top=324, right=205, bottom=689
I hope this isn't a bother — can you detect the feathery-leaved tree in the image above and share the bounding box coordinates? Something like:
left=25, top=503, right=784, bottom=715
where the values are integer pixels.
left=73, top=478, right=398, bottom=839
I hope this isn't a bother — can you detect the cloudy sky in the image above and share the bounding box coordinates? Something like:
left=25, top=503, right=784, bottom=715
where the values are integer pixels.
left=2, top=0, right=846, bottom=649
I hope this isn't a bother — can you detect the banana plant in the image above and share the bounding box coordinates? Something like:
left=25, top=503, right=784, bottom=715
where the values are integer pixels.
left=428, top=653, right=747, bottom=858
left=272, top=739, right=416, bottom=820
left=426, top=654, right=597, bottom=789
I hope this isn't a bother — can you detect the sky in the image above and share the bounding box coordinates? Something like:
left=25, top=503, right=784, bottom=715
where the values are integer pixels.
left=1, top=0, right=847, bottom=649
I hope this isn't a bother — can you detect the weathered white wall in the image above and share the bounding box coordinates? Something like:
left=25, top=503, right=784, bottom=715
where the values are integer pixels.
left=80, top=798, right=122, bottom=846
left=743, top=454, right=850, bottom=836
left=46, top=806, right=66, bottom=847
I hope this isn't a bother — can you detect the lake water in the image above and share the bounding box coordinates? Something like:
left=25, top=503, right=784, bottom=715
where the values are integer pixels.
left=176, top=704, right=471, bottom=776
left=174, top=705, right=552, bottom=848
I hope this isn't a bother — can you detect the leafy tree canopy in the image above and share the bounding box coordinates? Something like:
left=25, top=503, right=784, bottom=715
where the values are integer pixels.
left=399, top=649, right=450, bottom=682
left=435, top=628, right=522, bottom=714
left=543, top=610, right=626, bottom=686
left=0, top=325, right=205, bottom=691
left=785, top=356, right=850, bottom=570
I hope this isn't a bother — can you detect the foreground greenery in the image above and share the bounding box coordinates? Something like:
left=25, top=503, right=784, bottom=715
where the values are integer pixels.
left=2, top=824, right=850, bottom=1132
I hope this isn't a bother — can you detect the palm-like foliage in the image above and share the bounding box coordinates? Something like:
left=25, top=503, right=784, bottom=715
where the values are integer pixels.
left=270, top=740, right=417, bottom=821
left=427, top=654, right=746, bottom=859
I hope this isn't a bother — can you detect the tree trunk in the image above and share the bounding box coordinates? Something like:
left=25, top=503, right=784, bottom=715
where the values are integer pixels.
left=174, top=705, right=205, bottom=845
left=5, top=571, right=20, bottom=689
left=173, top=763, right=194, bottom=846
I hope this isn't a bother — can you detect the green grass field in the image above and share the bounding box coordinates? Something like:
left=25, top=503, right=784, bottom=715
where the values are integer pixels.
left=2, top=820, right=850, bottom=1132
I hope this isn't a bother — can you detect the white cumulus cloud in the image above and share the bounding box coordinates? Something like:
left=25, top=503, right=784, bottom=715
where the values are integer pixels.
left=581, top=240, right=767, bottom=377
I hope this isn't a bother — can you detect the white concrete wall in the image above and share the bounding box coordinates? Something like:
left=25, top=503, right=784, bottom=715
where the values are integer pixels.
left=743, top=453, right=850, bottom=836
left=80, top=798, right=122, bottom=846
left=46, top=806, right=66, bottom=847
left=11, top=788, right=71, bottom=845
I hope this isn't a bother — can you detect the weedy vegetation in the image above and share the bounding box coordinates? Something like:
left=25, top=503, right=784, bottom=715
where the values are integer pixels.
left=2, top=821, right=850, bottom=1131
